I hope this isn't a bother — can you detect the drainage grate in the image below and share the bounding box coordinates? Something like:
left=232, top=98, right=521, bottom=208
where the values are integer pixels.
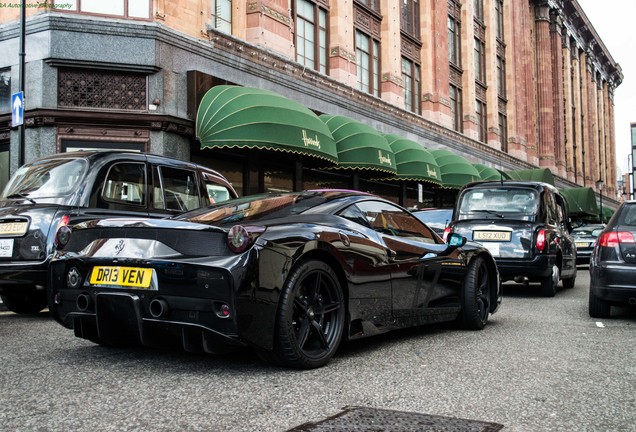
left=286, top=406, right=505, bottom=432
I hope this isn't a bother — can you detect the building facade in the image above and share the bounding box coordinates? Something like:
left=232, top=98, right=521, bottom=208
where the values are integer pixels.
left=0, top=0, right=623, bottom=207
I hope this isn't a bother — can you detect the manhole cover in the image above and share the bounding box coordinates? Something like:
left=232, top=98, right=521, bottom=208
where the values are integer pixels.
left=286, top=406, right=504, bottom=432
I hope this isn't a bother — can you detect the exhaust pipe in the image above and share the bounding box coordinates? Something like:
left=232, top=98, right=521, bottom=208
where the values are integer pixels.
left=629, top=298, right=636, bottom=306
left=76, top=293, right=92, bottom=312
left=149, top=298, right=170, bottom=318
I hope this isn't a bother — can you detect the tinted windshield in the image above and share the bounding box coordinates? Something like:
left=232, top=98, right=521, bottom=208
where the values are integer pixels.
left=458, top=188, right=539, bottom=216
left=1, top=158, right=87, bottom=200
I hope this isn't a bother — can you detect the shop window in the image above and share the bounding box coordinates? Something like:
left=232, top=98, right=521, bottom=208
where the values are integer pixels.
left=53, top=0, right=151, bottom=18
left=264, top=168, right=293, bottom=193
left=211, top=0, right=232, bottom=34
left=294, top=0, right=328, bottom=74
left=0, top=69, right=9, bottom=113
left=58, top=69, right=147, bottom=111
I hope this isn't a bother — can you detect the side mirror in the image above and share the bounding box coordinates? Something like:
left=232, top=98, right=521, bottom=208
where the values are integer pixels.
left=447, top=232, right=467, bottom=248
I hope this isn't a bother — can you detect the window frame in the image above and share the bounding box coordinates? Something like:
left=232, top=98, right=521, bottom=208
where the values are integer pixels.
left=402, top=57, right=421, bottom=114
left=210, top=0, right=232, bottom=34
left=355, top=29, right=381, bottom=97
left=450, top=84, right=463, bottom=132
left=448, top=14, right=462, bottom=67
left=401, top=0, right=420, bottom=39
left=294, top=0, right=329, bottom=74
left=53, top=0, right=152, bottom=20
left=476, top=99, right=487, bottom=143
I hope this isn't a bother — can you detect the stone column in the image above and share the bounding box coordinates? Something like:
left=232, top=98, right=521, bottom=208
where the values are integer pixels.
left=460, top=0, right=477, bottom=139
left=245, top=0, right=293, bottom=57
left=550, top=11, right=565, bottom=177
left=573, top=49, right=584, bottom=183
left=534, top=4, right=555, bottom=171
left=585, top=53, right=597, bottom=185
left=327, top=0, right=356, bottom=86
left=597, top=78, right=606, bottom=190
left=563, top=35, right=575, bottom=182
left=484, top=0, right=500, bottom=148
left=421, top=0, right=450, bottom=126
left=379, top=0, right=402, bottom=105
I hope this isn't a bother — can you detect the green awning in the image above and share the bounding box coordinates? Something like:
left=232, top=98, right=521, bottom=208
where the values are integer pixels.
left=560, top=187, right=598, bottom=217
left=319, top=115, right=397, bottom=174
left=505, top=168, right=555, bottom=186
left=379, top=134, right=441, bottom=185
left=196, top=85, right=338, bottom=163
left=431, top=149, right=481, bottom=189
left=474, top=163, right=510, bottom=181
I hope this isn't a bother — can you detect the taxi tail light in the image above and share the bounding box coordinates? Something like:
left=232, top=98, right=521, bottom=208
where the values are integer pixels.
left=598, top=231, right=636, bottom=248
left=536, top=229, right=547, bottom=252
left=227, top=225, right=266, bottom=253
left=443, top=226, right=452, bottom=242
left=54, top=214, right=72, bottom=248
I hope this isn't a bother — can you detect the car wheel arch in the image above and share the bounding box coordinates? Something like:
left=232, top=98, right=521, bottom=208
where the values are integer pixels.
left=475, top=251, right=499, bottom=313
left=290, top=248, right=350, bottom=306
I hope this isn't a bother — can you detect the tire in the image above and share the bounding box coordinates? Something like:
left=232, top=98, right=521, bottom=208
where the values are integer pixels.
left=540, top=264, right=559, bottom=297
left=0, top=292, right=48, bottom=314
left=459, top=256, right=491, bottom=330
left=562, top=265, right=577, bottom=289
left=589, top=289, right=611, bottom=319
left=272, top=260, right=345, bottom=369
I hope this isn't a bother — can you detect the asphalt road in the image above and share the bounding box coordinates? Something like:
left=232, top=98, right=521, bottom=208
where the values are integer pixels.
left=1, top=268, right=635, bottom=432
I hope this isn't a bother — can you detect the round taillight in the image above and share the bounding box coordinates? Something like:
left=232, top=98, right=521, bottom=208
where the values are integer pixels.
left=55, top=225, right=72, bottom=248
left=227, top=225, right=250, bottom=253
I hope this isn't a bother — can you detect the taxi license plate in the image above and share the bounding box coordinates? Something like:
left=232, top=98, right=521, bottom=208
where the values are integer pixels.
left=473, top=231, right=511, bottom=241
left=89, top=266, right=153, bottom=288
left=575, top=242, right=591, bottom=248
left=0, top=221, right=28, bottom=236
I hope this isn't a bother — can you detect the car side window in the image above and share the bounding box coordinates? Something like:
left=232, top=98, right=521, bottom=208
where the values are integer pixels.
left=342, top=201, right=437, bottom=244
left=101, top=162, right=146, bottom=205
left=202, top=172, right=233, bottom=204
left=544, top=191, right=557, bottom=224
left=153, top=166, right=201, bottom=212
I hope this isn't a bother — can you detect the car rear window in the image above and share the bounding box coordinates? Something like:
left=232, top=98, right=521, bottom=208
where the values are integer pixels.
left=458, top=187, right=539, bottom=218
left=1, top=158, right=87, bottom=199
left=618, top=204, right=636, bottom=226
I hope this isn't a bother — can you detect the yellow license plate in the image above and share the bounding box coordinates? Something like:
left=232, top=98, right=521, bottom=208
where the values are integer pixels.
left=0, top=221, right=28, bottom=236
left=89, top=266, right=153, bottom=288
left=474, top=231, right=511, bottom=241
left=576, top=242, right=590, bottom=248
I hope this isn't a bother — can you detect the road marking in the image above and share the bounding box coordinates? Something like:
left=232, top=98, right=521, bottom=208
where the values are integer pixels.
left=596, top=322, right=605, bottom=328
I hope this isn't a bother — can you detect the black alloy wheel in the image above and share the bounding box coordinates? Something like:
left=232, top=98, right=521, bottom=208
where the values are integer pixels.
left=460, top=256, right=491, bottom=330
left=273, top=260, right=345, bottom=369
left=0, top=292, right=48, bottom=315
left=540, top=264, right=559, bottom=297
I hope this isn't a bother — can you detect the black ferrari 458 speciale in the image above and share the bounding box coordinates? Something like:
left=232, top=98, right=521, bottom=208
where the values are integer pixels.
left=49, top=189, right=501, bottom=368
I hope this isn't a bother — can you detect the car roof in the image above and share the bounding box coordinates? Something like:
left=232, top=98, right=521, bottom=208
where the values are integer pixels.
left=460, top=180, right=558, bottom=193
left=21, top=151, right=230, bottom=181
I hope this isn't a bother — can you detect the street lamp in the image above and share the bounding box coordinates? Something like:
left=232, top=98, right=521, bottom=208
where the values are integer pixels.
left=596, top=178, right=604, bottom=224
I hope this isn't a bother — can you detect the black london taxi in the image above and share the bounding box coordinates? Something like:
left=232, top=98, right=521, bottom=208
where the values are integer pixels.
left=446, top=181, right=577, bottom=296
left=0, top=151, right=237, bottom=314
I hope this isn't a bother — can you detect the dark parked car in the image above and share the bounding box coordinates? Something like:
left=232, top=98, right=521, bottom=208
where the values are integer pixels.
left=589, top=201, right=636, bottom=318
left=447, top=181, right=577, bottom=297
left=49, top=190, right=501, bottom=369
left=413, top=208, right=453, bottom=238
left=572, top=224, right=604, bottom=265
left=0, top=151, right=237, bottom=314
